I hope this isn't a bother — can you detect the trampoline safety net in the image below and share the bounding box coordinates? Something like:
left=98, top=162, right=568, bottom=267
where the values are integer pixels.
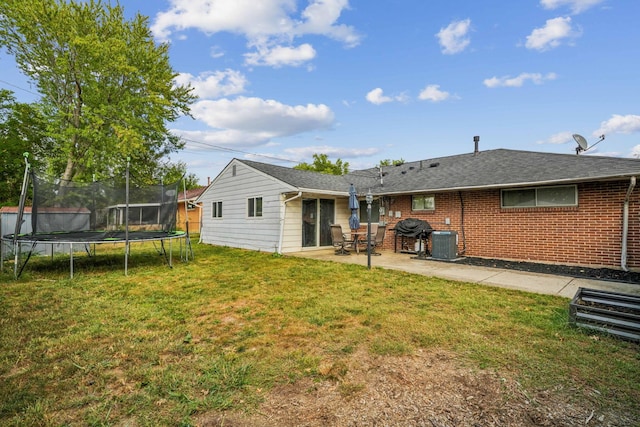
left=29, top=174, right=179, bottom=240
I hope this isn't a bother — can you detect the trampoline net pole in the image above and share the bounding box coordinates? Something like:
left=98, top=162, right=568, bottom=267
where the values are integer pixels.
left=12, top=154, right=31, bottom=278
left=125, top=157, right=130, bottom=276
left=13, top=241, right=19, bottom=279
left=181, top=178, right=194, bottom=262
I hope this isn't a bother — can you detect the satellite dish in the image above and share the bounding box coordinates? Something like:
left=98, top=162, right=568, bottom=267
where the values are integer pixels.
left=573, top=134, right=588, bottom=152
left=573, top=133, right=605, bottom=155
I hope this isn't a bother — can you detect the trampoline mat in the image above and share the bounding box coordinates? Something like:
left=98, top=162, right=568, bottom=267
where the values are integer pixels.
left=2, top=230, right=186, bottom=244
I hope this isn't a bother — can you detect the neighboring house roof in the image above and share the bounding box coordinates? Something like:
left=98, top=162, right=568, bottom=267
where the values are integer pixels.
left=220, top=149, right=640, bottom=197
left=0, top=206, right=91, bottom=214
left=178, top=186, right=207, bottom=202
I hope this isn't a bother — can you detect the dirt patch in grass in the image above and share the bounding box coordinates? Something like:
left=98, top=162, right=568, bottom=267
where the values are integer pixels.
left=195, top=349, right=634, bottom=427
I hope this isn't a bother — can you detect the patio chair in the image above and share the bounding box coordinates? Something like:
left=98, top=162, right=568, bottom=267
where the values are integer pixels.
left=330, top=224, right=354, bottom=255
left=361, top=225, right=386, bottom=255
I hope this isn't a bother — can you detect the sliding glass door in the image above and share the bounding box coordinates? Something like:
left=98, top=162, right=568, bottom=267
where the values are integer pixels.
left=302, top=198, right=335, bottom=247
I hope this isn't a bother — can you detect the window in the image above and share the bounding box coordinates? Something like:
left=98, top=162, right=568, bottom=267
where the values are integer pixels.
left=359, top=199, right=380, bottom=223
left=412, top=195, right=435, bottom=211
left=248, top=197, right=263, bottom=217
left=108, top=204, right=160, bottom=226
left=501, top=185, right=577, bottom=208
left=212, top=201, right=222, bottom=218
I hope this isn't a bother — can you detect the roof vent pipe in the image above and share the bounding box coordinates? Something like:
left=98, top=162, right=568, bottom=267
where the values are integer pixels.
left=473, top=136, right=480, bottom=155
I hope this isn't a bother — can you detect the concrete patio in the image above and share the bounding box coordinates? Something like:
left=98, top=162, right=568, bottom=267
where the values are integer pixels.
left=287, top=248, right=640, bottom=299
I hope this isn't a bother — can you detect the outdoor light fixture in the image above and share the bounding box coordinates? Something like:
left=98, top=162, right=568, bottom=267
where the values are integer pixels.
left=366, top=189, right=373, bottom=269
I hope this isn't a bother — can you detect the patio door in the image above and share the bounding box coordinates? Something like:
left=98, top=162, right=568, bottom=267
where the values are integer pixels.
left=302, top=198, right=335, bottom=247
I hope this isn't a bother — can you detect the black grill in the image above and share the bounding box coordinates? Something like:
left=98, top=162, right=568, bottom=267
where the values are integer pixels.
left=392, top=218, right=433, bottom=254
left=392, top=218, right=433, bottom=237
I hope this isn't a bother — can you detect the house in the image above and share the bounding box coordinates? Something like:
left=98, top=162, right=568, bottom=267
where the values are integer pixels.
left=0, top=206, right=91, bottom=259
left=197, top=148, right=640, bottom=270
left=177, top=186, right=207, bottom=233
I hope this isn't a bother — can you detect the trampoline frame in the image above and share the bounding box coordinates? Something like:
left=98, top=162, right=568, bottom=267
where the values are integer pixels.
left=1, top=230, right=189, bottom=279
left=1, top=156, right=193, bottom=279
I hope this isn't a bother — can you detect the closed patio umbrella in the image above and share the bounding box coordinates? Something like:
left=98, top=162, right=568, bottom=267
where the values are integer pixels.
left=348, top=183, right=360, bottom=230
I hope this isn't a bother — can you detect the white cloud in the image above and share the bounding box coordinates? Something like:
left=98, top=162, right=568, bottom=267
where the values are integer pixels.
left=525, top=17, right=580, bottom=51
left=630, top=145, right=640, bottom=159
left=295, top=0, right=360, bottom=47
left=483, top=72, right=557, bottom=88
left=171, top=96, right=336, bottom=148
left=535, top=131, right=573, bottom=144
left=540, top=0, right=605, bottom=14
left=436, top=19, right=471, bottom=55
left=244, top=43, right=316, bottom=67
left=594, top=114, right=640, bottom=136
left=418, top=84, right=451, bottom=102
left=151, top=0, right=360, bottom=67
left=174, top=69, right=248, bottom=99
left=210, top=46, right=225, bottom=58
left=151, top=0, right=296, bottom=40
left=364, top=88, right=408, bottom=105
left=190, top=97, right=334, bottom=138
left=366, top=88, right=390, bottom=105
left=172, top=128, right=271, bottom=148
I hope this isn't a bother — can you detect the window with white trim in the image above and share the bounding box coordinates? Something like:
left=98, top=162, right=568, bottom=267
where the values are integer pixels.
left=212, top=201, right=222, bottom=218
left=412, top=195, right=435, bottom=211
left=248, top=197, right=263, bottom=217
left=501, top=185, right=577, bottom=208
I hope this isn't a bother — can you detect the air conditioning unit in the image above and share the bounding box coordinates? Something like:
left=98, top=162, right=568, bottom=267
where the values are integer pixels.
left=431, top=231, right=458, bottom=260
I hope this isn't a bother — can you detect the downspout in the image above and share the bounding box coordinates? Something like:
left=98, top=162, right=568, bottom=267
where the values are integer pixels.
left=193, top=204, right=203, bottom=243
left=458, top=191, right=467, bottom=255
left=621, top=176, right=636, bottom=271
left=277, top=192, right=302, bottom=254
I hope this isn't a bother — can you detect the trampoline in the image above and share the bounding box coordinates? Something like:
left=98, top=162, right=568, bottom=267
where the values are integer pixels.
left=1, top=156, right=193, bottom=278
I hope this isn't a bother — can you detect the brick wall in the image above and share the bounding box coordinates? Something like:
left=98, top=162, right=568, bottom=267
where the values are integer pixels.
left=380, top=180, right=640, bottom=269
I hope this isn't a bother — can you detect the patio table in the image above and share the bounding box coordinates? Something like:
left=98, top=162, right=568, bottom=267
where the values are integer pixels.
left=351, top=231, right=371, bottom=254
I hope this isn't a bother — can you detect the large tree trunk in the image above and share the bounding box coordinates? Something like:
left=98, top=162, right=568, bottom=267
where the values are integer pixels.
left=61, top=153, right=75, bottom=184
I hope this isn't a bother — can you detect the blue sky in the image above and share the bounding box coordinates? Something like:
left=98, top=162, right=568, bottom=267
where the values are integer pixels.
left=1, top=0, right=639, bottom=185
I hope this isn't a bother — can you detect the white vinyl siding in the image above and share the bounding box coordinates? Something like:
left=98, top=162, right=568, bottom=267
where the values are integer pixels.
left=199, top=161, right=293, bottom=252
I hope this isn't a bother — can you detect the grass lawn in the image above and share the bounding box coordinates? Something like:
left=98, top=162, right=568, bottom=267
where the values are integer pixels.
left=1, top=242, right=638, bottom=426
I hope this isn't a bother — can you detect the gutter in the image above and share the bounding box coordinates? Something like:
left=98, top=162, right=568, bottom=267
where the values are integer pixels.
left=277, top=192, right=302, bottom=254
left=377, top=174, right=640, bottom=197
left=621, top=176, right=636, bottom=271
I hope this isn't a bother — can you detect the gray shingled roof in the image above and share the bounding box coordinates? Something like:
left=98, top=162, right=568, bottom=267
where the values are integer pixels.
left=240, top=159, right=353, bottom=192
left=238, top=149, right=640, bottom=196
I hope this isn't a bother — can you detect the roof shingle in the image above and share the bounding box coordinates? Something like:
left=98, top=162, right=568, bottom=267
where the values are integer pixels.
left=238, top=149, right=640, bottom=195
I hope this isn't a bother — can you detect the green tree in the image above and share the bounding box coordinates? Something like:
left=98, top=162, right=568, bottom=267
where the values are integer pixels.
left=0, top=90, right=53, bottom=204
left=158, top=160, right=200, bottom=189
left=0, top=0, right=196, bottom=184
left=294, top=153, right=349, bottom=175
left=379, top=158, right=405, bottom=166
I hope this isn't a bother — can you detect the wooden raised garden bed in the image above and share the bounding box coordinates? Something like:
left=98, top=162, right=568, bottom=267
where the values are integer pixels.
left=569, top=287, right=640, bottom=343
